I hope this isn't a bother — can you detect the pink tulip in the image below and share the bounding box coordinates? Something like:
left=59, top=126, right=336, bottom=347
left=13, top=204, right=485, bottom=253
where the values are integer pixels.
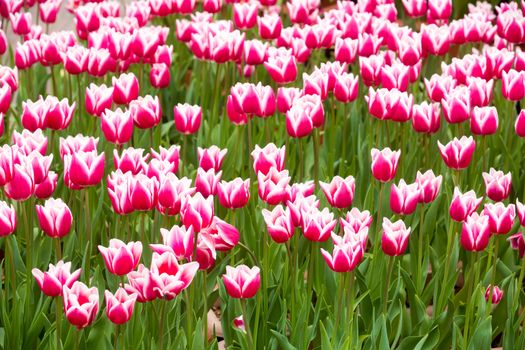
left=301, top=207, right=336, bottom=242
left=485, top=285, right=503, bottom=305
left=0, top=145, right=13, bottom=186
left=35, top=171, right=58, bottom=199
left=218, top=178, right=250, bottom=209
left=262, top=205, right=294, bottom=243
left=85, top=83, right=113, bottom=117
left=319, top=175, right=355, bottom=209
left=303, top=70, right=329, bottom=100
left=370, top=147, right=400, bottom=183
left=129, top=95, right=161, bottom=129
left=382, top=218, right=411, bottom=256
left=427, top=0, right=452, bottom=20
left=437, top=136, right=476, bottom=170
left=233, top=3, right=258, bottom=29
left=174, top=103, right=201, bottom=135
left=517, top=200, right=525, bottom=227
left=0, top=30, right=6, bottom=56
left=0, top=83, right=11, bottom=114
left=101, top=108, right=134, bottom=145
left=508, top=232, right=525, bottom=258
left=286, top=193, right=319, bottom=227
left=264, top=48, right=297, bottom=84
left=132, top=27, right=160, bottom=58
left=483, top=203, right=516, bottom=235
left=258, top=14, right=282, bottom=40
left=129, top=174, right=158, bottom=211
left=502, top=69, right=525, bottom=101
left=0, top=200, right=16, bottom=236
left=112, top=73, right=139, bottom=105
left=442, top=86, right=471, bottom=124
left=449, top=188, right=483, bottom=222
left=334, top=37, right=358, bottom=64
left=157, top=173, right=194, bottom=215
left=424, top=74, right=455, bottom=103
left=63, top=281, right=99, bottom=329
left=482, top=169, right=511, bottom=202
left=340, top=208, right=373, bottom=234
left=59, top=135, right=98, bottom=160
left=12, top=129, right=47, bottom=155
left=203, top=0, right=221, bottom=12
left=321, top=231, right=365, bottom=272
left=149, top=252, right=199, bottom=299
left=360, top=55, right=385, bottom=86
left=334, top=72, right=359, bottom=103
left=258, top=168, right=290, bottom=205
left=516, top=110, right=525, bottom=137
left=4, top=160, right=35, bottom=201
left=471, top=106, right=498, bottom=136
left=197, top=146, right=227, bottom=172
left=390, top=180, right=419, bottom=215
left=40, top=0, right=61, bottom=23
left=125, top=265, right=161, bottom=302
left=381, top=62, right=410, bottom=92
left=421, top=24, right=451, bottom=56
left=411, top=102, right=441, bottom=134
left=286, top=94, right=323, bottom=137
left=460, top=213, right=490, bottom=252
left=113, top=148, right=147, bottom=175
left=10, top=12, right=32, bottom=35
left=104, top=288, right=137, bottom=325
left=149, top=64, right=170, bottom=90
left=202, top=217, right=240, bottom=251
left=36, top=198, right=73, bottom=238
left=195, top=168, right=221, bottom=197
left=98, top=239, right=142, bottom=276
left=251, top=143, right=285, bottom=175
left=223, top=265, right=260, bottom=299
left=498, top=10, right=525, bottom=43
left=21, top=98, right=46, bottom=131
left=150, top=225, right=194, bottom=260
left=416, top=170, right=442, bottom=204
left=180, top=193, right=214, bottom=232
left=64, top=150, right=105, bottom=188
left=32, top=261, right=81, bottom=297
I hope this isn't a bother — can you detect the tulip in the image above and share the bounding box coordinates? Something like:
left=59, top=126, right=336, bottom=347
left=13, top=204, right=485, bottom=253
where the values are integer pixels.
left=370, top=147, right=400, bottom=183
left=64, top=150, right=105, bottom=188
left=427, top=0, right=452, bottom=20
left=442, top=86, right=471, bottom=124
left=105, top=288, right=137, bottom=325
left=319, top=175, right=355, bottom=209
left=258, top=14, right=282, bottom=40
left=437, top=136, right=476, bottom=170
left=149, top=252, right=200, bottom=299
left=340, top=208, right=373, bottom=234
left=0, top=145, right=13, bottom=186
left=132, top=27, right=160, bottom=58
left=197, top=146, right=227, bottom=172
left=62, top=281, right=99, bottom=329
left=390, top=180, right=420, bottom=215
left=112, top=73, right=139, bottom=105
left=517, top=200, right=525, bottom=227
left=262, top=205, right=294, bottom=243
left=4, top=160, right=35, bottom=201
left=450, top=188, right=483, bottom=222
left=483, top=203, right=516, bottom=235
left=0, top=30, right=6, bottom=56
left=243, top=40, right=267, bottom=66
left=502, top=69, right=525, bottom=101
left=32, top=261, right=81, bottom=297
left=85, top=83, right=114, bottom=117
left=36, top=198, right=73, bottom=238
left=21, top=98, right=47, bottom=132
left=321, top=232, right=364, bottom=272
left=0, top=201, right=16, bottom=236
left=0, top=83, right=11, bottom=114
left=482, top=169, right=511, bottom=202
left=113, top=148, right=147, bottom=175
left=334, top=72, right=359, bottom=103
left=180, top=193, right=214, bottom=232
left=416, top=170, right=442, bottom=204
left=301, top=207, right=336, bottom=242
left=128, top=174, right=158, bottom=211
left=195, top=168, right=221, bottom=197
left=218, top=178, right=250, bottom=209
left=202, top=217, right=239, bottom=251
left=264, top=48, right=297, bottom=84
left=460, top=213, right=490, bottom=252
left=40, top=0, right=61, bottom=23
left=174, top=103, right=201, bottom=135
left=223, top=265, right=260, bottom=299
left=516, top=110, right=525, bottom=137
left=101, top=108, right=134, bottom=145
left=129, top=95, right=161, bottom=129
left=276, top=87, right=301, bottom=114
left=508, top=233, right=525, bottom=258
left=98, top=239, right=142, bottom=276
left=411, top=102, right=441, bottom=134
left=150, top=63, right=170, bottom=89
left=63, top=45, right=89, bottom=75
left=286, top=192, right=319, bottom=227
left=35, top=171, right=58, bottom=199
left=485, top=285, right=503, bottom=305
left=335, top=37, right=358, bottom=64
left=421, top=24, right=450, bottom=56
left=125, top=265, right=161, bottom=302
left=258, top=168, right=290, bottom=205
left=382, top=218, right=411, bottom=256
left=303, top=70, right=329, bottom=100
left=150, top=225, right=194, bottom=260
left=59, top=135, right=98, bottom=160
left=251, top=143, right=285, bottom=176
left=381, top=63, right=410, bottom=92
left=471, top=106, right=498, bottom=136
left=286, top=94, right=323, bottom=137
left=157, top=174, right=194, bottom=215
left=10, top=12, right=32, bottom=36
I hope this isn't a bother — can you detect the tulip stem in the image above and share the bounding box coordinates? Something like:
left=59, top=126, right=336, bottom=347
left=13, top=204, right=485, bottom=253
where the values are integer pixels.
left=85, top=189, right=92, bottom=278
left=203, top=271, right=208, bottom=344
left=341, top=103, right=348, bottom=174
left=298, top=138, right=304, bottom=181
left=114, top=324, right=119, bottom=349
left=486, top=237, right=500, bottom=316
left=54, top=238, right=61, bottom=260
left=373, top=183, right=385, bottom=257
left=439, top=217, right=457, bottom=314
left=463, top=252, right=479, bottom=349
left=383, top=256, right=394, bottom=315
left=347, top=270, right=356, bottom=343
left=513, top=253, right=525, bottom=312
left=6, top=236, right=16, bottom=304
left=240, top=299, right=254, bottom=347
left=159, top=300, right=166, bottom=349
left=313, top=129, right=320, bottom=186
left=333, top=272, right=345, bottom=341
left=77, top=74, right=83, bottom=128
left=286, top=241, right=295, bottom=325
left=55, top=296, right=62, bottom=350
left=182, top=135, right=188, bottom=176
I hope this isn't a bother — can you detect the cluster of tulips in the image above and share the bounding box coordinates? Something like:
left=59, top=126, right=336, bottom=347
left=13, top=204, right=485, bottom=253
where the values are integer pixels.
left=2, top=0, right=525, bottom=348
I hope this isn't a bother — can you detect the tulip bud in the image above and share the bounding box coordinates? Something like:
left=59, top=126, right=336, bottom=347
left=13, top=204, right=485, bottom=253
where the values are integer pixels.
left=319, top=175, right=355, bottom=209
left=222, top=265, right=260, bottom=299
left=482, top=168, right=511, bottom=202
left=381, top=218, right=411, bottom=256
left=32, top=261, right=81, bottom=297
left=437, top=136, right=476, bottom=170
left=105, top=288, right=137, bottom=325
left=370, top=147, right=400, bottom=183
left=63, top=281, right=99, bottom=329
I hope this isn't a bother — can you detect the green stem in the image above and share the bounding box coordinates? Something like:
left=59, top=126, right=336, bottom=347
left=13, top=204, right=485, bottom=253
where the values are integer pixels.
left=463, top=252, right=479, bottom=349
left=341, top=103, right=349, bottom=174
left=383, top=256, right=394, bottom=314
left=203, top=271, right=208, bottom=343
left=54, top=238, right=62, bottom=261
left=240, top=299, right=254, bottom=347
left=85, top=189, right=91, bottom=278
left=56, top=296, right=62, bottom=350
left=332, top=272, right=345, bottom=341
left=114, top=324, right=119, bottom=349
left=486, top=237, right=500, bottom=316
left=438, top=219, right=456, bottom=315
left=347, top=270, right=356, bottom=344
left=417, top=206, right=425, bottom=293
left=313, top=130, right=320, bottom=185
left=298, top=138, right=304, bottom=181
left=158, top=301, right=166, bottom=349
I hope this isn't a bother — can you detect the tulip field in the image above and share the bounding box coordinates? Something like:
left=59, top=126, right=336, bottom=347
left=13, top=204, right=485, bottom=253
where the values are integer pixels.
left=3, top=0, right=525, bottom=348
